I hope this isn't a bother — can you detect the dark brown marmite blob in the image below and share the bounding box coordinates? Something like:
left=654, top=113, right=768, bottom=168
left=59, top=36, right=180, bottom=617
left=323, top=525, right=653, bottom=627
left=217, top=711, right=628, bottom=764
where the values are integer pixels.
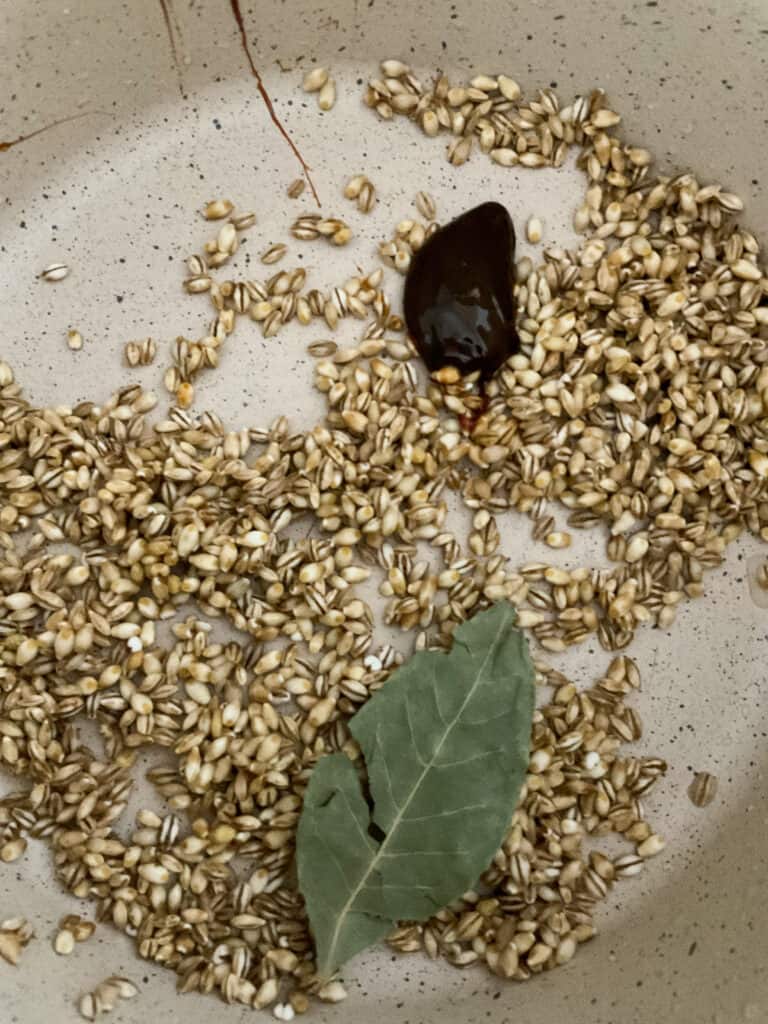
left=403, top=201, right=520, bottom=384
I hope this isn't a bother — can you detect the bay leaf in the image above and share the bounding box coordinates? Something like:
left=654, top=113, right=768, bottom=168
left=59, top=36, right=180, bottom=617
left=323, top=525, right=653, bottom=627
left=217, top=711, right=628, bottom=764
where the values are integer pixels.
left=296, top=601, right=535, bottom=980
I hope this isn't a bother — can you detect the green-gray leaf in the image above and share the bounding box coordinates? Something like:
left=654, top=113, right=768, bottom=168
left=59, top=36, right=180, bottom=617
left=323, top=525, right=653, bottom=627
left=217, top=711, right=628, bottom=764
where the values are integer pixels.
left=296, top=602, right=535, bottom=980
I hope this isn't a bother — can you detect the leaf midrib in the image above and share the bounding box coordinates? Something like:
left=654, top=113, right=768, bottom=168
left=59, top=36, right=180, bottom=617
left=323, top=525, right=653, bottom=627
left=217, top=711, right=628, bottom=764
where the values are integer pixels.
left=318, top=611, right=510, bottom=976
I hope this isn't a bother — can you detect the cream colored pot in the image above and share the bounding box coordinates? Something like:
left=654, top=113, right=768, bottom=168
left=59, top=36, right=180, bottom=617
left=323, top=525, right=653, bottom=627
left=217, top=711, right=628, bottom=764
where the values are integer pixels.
left=1, top=1, right=766, bottom=1022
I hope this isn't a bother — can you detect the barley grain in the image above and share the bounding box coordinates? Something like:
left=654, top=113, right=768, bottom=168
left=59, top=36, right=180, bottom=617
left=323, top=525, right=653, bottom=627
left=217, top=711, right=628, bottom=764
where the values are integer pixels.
left=526, top=216, right=543, bottom=243
left=261, top=243, right=288, bottom=264
left=318, top=78, right=337, bottom=111
left=688, top=772, right=718, bottom=807
left=40, top=262, right=70, bottom=282
left=302, top=67, right=328, bottom=92
left=203, top=199, right=234, bottom=220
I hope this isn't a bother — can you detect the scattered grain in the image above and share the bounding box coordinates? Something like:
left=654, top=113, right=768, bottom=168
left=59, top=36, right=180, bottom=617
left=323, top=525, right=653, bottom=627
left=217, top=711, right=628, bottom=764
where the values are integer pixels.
left=203, top=199, right=234, bottom=220
left=54, top=929, right=76, bottom=955
left=39, top=262, right=70, bottom=282
left=318, top=78, right=337, bottom=111
left=344, top=175, right=376, bottom=213
left=526, top=216, right=543, bottom=244
left=415, top=191, right=437, bottom=221
left=176, top=381, right=194, bottom=408
left=231, top=211, right=257, bottom=231
left=688, top=772, right=718, bottom=808
left=0, top=919, right=33, bottom=966
left=302, top=67, right=328, bottom=92
left=261, top=243, right=288, bottom=264
left=123, top=338, right=156, bottom=366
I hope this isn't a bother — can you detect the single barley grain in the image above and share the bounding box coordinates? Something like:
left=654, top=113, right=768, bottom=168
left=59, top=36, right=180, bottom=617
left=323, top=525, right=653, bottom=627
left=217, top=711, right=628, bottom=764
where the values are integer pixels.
left=688, top=772, right=718, bottom=807
left=40, top=262, right=70, bottom=282
left=203, top=198, right=234, bottom=220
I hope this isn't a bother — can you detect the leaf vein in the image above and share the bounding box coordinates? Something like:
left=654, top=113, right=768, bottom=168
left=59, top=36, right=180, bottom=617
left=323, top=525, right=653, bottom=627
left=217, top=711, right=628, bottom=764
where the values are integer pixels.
left=402, top=802, right=488, bottom=823
left=436, top=748, right=504, bottom=769
left=403, top=693, right=428, bottom=769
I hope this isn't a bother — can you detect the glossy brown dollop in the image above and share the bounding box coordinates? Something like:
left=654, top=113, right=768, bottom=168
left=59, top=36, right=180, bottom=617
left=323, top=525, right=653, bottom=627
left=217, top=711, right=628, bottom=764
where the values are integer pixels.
left=403, top=201, right=520, bottom=383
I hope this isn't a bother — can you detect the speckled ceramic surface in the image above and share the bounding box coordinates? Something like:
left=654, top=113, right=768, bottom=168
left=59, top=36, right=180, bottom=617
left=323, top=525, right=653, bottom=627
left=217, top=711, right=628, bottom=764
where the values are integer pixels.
left=2, top=1, right=767, bottom=1022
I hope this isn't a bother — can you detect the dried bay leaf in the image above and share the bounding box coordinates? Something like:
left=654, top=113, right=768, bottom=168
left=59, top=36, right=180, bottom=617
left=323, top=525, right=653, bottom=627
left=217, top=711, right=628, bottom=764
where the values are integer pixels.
left=294, top=752, right=393, bottom=970
left=297, top=602, right=535, bottom=979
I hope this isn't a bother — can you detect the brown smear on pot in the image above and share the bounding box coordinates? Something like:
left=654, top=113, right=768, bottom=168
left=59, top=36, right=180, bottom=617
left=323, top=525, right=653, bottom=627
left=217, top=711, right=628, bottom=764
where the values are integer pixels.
left=0, top=112, right=106, bottom=153
left=156, top=0, right=185, bottom=98
left=228, top=0, right=320, bottom=206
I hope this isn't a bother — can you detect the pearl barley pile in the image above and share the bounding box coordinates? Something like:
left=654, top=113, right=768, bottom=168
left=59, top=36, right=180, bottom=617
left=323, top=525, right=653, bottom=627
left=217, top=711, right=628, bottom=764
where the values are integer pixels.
left=1, top=58, right=766, bottom=1017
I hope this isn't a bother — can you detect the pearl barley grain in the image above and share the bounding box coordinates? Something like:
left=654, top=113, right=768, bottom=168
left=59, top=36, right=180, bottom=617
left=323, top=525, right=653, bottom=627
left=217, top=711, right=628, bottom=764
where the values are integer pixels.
left=318, top=77, right=337, bottom=111
left=54, top=929, right=75, bottom=955
left=203, top=198, right=234, bottom=220
left=40, top=262, right=70, bottom=282
left=526, top=216, right=543, bottom=243
left=302, top=67, right=328, bottom=92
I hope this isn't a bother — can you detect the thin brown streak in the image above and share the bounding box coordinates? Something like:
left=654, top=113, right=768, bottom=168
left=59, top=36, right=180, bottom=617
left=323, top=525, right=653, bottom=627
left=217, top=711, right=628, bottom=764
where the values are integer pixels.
left=0, top=111, right=106, bottom=153
left=157, top=0, right=186, bottom=98
left=228, top=0, right=320, bottom=207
